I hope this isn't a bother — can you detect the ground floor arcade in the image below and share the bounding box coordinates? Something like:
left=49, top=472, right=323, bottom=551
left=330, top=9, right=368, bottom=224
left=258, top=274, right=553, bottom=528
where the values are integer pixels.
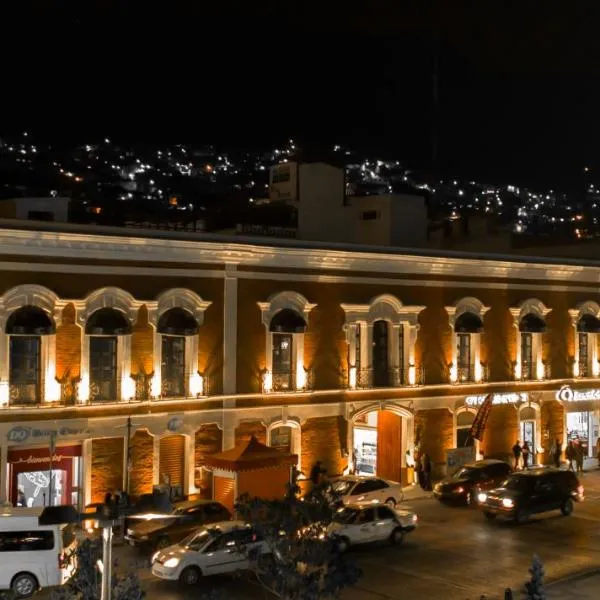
left=1, top=382, right=598, bottom=507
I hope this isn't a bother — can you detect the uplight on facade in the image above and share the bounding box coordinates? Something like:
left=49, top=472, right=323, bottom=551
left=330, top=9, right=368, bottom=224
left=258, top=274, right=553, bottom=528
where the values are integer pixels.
left=349, top=366, right=357, bottom=389
left=189, top=372, right=204, bottom=397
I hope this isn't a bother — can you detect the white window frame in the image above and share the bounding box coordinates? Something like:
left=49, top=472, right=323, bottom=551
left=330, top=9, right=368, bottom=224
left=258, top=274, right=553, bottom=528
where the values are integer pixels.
left=147, top=288, right=212, bottom=399
left=258, top=291, right=316, bottom=392
left=76, top=287, right=142, bottom=403
left=510, top=298, right=551, bottom=381
left=0, top=284, right=65, bottom=404
left=342, top=294, right=425, bottom=388
left=518, top=402, right=542, bottom=459
left=569, top=302, right=600, bottom=378
left=266, top=419, right=302, bottom=471
left=445, top=297, right=490, bottom=384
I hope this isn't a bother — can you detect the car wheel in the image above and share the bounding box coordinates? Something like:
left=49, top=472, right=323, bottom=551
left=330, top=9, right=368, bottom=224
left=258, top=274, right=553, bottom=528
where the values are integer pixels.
left=11, top=572, right=38, bottom=598
left=156, top=536, right=171, bottom=550
left=336, top=536, right=351, bottom=553
left=561, top=498, right=574, bottom=516
left=390, top=527, right=404, bottom=545
left=179, top=566, right=202, bottom=586
left=385, top=497, right=396, bottom=508
left=515, top=509, right=528, bottom=524
left=484, top=511, right=496, bottom=521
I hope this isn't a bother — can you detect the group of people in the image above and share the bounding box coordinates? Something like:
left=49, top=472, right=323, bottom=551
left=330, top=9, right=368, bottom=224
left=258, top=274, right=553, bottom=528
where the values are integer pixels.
left=565, top=438, right=586, bottom=473
left=511, top=440, right=534, bottom=470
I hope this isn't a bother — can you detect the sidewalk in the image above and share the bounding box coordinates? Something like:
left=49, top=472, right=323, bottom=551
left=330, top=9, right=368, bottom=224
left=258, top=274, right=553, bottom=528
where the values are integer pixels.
left=402, top=483, right=432, bottom=502
left=546, top=570, right=600, bottom=599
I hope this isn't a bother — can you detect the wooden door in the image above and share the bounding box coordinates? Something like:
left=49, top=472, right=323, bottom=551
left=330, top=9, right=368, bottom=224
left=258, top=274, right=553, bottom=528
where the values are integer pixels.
left=376, top=411, right=402, bottom=483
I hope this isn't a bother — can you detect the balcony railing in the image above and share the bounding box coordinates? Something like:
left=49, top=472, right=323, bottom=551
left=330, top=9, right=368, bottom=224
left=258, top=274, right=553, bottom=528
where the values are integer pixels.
left=453, top=364, right=488, bottom=384
left=354, top=366, right=424, bottom=389
left=513, top=361, right=551, bottom=381
left=262, top=369, right=313, bottom=393
left=9, top=383, right=41, bottom=407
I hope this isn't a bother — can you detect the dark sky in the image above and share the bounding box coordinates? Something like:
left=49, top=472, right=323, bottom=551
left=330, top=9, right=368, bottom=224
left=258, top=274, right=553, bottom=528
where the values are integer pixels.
left=5, top=1, right=600, bottom=188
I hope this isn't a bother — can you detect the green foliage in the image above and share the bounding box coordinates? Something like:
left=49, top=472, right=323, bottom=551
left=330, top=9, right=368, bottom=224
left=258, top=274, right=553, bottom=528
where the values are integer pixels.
left=51, top=537, right=144, bottom=600
left=523, top=554, right=546, bottom=600
left=235, top=478, right=362, bottom=600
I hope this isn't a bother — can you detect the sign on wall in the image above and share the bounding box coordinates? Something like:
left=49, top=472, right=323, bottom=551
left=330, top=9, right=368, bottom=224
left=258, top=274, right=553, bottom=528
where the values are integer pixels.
left=556, top=385, right=600, bottom=402
left=465, top=392, right=528, bottom=407
left=7, top=425, right=89, bottom=444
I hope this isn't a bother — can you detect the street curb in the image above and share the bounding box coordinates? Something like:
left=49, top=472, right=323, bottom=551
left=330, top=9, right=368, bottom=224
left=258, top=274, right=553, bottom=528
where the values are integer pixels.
left=546, top=567, right=600, bottom=588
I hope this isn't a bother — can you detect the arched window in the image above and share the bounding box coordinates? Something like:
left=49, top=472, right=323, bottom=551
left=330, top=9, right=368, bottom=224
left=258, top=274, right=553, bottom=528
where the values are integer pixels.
left=86, top=308, right=131, bottom=402
left=456, top=411, right=475, bottom=448
left=258, top=292, right=316, bottom=393
left=158, top=308, right=199, bottom=398
left=511, top=299, right=551, bottom=381
left=446, top=298, right=489, bottom=384
left=570, top=303, right=600, bottom=378
left=267, top=421, right=301, bottom=469
left=342, top=295, right=424, bottom=389
left=6, top=306, right=56, bottom=405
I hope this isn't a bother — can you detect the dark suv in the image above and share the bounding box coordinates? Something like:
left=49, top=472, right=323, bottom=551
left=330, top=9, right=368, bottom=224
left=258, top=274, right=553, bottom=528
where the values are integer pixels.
left=125, top=499, right=231, bottom=551
left=433, top=459, right=512, bottom=506
left=480, top=468, right=583, bottom=523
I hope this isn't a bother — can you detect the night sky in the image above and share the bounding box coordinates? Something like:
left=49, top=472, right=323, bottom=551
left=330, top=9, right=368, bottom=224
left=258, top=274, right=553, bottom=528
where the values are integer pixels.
left=5, top=1, right=600, bottom=188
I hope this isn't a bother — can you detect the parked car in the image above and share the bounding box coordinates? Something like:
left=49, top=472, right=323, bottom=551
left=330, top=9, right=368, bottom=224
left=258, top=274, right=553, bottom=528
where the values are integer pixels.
left=328, top=476, right=405, bottom=507
left=328, top=503, right=417, bottom=552
left=125, top=500, right=231, bottom=551
left=151, top=521, right=268, bottom=585
left=0, top=508, right=76, bottom=598
left=479, top=468, right=584, bottom=523
left=433, top=459, right=513, bottom=506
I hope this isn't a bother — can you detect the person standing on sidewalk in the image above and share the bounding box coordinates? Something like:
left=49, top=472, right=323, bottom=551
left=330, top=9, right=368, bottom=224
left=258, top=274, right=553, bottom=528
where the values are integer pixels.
left=554, top=438, right=562, bottom=468
left=566, top=441, right=575, bottom=471
left=522, top=441, right=530, bottom=469
left=575, top=440, right=585, bottom=473
left=422, top=453, right=432, bottom=491
left=512, top=441, right=522, bottom=470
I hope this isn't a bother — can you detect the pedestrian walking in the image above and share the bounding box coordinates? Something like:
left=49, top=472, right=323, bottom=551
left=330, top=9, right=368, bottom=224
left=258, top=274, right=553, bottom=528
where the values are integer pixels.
left=422, top=453, right=432, bottom=491
left=554, top=438, right=562, bottom=468
left=309, top=460, right=326, bottom=489
left=415, top=453, right=424, bottom=489
left=566, top=441, right=575, bottom=472
left=522, top=441, right=530, bottom=469
left=575, top=440, right=585, bottom=473
left=512, top=441, right=522, bottom=470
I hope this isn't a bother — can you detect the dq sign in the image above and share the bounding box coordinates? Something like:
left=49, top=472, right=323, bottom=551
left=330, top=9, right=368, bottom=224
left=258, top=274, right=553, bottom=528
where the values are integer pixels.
left=556, top=385, right=600, bottom=402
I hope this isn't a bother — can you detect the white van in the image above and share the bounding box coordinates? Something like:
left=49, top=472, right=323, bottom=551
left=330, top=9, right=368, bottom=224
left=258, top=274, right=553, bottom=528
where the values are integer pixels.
left=0, top=507, right=76, bottom=597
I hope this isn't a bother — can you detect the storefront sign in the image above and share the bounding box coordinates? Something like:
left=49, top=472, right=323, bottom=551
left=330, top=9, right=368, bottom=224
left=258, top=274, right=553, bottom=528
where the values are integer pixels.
left=7, top=425, right=89, bottom=443
left=13, top=454, right=69, bottom=465
left=465, top=392, right=528, bottom=407
left=556, top=385, right=600, bottom=402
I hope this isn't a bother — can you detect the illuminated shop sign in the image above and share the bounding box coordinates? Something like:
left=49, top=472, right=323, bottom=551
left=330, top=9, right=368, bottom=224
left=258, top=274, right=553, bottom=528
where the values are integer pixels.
left=7, top=425, right=89, bottom=444
left=555, top=385, right=600, bottom=402
left=465, top=392, right=529, bottom=407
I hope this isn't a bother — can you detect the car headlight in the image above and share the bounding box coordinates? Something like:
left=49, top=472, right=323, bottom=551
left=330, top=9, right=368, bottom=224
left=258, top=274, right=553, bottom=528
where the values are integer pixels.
left=477, top=492, right=487, bottom=504
left=412, top=514, right=418, bottom=523
left=151, top=551, right=160, bottom=564
left=501, top=498, right=514, bottom=508
left=163, top=557, right=180, bottom=568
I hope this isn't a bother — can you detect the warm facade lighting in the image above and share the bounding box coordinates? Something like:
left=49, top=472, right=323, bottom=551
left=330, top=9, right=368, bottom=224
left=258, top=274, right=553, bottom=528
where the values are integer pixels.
left=150, top=374, right=161, bottom=398
left=593, top=360, right=600, bottom=377
left=79, top=375, right=90, bottom=402
left=122, top=376, right=136, bottom=401
left=573, top=360, right=580, bottom=378
left=536, top=359, right=545, bottom=381
left=349, top=366, right=357, bottom=389
left=296, top=368, right=307, bottom=391
left=189, top=372, right=204, bottom=397
left=263, top=371, right=273, bottom=393
left=408, top=365, right=416, bottom=385
left=514, top=361, right=521, bottom=380
left=449, top=363, right=458, bottom=383
left=45, top=375, right=61, bottom=402
left=474, top=361, right=483, bottom=383
left=0, top=382, right=8, bottom=406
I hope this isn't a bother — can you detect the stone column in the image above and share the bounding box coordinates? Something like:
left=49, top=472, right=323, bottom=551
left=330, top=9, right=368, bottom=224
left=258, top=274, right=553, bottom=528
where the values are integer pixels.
left=82, top=439, right=92, bottom=506
left=152, top=435, right=160, bottom=486
left=223, top=264, right=238, bottom=398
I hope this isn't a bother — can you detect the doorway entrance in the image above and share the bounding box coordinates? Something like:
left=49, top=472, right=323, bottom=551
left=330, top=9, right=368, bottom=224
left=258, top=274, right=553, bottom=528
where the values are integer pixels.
left=352, top=409, right=407, bottom=484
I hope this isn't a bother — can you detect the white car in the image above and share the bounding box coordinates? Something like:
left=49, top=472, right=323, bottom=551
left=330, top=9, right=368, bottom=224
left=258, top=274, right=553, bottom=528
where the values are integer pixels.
left=328, top=503, right=417, bottom=551
left=151, top=521, right=268, bottom=586
left=330, top=476, right=405, bottom=507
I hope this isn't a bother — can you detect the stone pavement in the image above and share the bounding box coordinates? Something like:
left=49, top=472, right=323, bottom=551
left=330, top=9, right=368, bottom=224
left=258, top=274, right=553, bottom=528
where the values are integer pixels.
left=546, top=570, right=600, bottom=599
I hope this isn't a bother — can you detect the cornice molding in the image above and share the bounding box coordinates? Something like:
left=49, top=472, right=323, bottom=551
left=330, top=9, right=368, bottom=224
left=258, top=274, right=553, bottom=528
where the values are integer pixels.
left=2, top=226, right=600, bottom=285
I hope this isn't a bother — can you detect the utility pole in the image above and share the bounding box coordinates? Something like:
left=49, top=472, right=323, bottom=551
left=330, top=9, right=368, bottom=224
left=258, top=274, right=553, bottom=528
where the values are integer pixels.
left=48, top=431, right=57, bottom=506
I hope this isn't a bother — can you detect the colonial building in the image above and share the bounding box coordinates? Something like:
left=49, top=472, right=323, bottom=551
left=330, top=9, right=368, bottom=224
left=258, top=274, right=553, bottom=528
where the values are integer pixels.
left=1, top=220, right=599, bottom=508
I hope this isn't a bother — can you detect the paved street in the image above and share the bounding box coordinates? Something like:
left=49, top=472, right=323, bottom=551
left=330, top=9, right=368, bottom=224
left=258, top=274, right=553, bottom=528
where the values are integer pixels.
left=42, top=465, right=600, bottom=599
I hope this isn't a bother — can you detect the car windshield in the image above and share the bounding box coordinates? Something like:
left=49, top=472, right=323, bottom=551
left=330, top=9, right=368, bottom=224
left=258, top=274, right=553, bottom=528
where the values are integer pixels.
left=331, top=480, right=354, bottom=495
left=181, top=529, right=212, bottom=550
left=332, top=507, right=359, bottom=524
left=502, top=476, right=535, bottom=491
left=453, top=467, right=477, bottom=480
